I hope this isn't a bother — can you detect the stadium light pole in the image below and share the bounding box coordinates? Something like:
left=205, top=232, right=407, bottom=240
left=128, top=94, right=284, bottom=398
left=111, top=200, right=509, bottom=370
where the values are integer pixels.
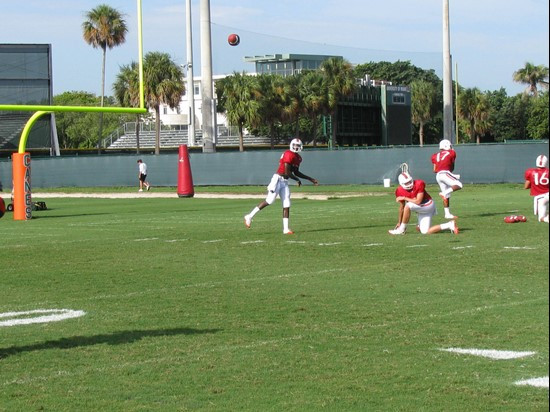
left=186, top=0, right=196, bottom=146
left=199, top=0, right=216, bottom=152
left=442, top=0, right=454, bottom=144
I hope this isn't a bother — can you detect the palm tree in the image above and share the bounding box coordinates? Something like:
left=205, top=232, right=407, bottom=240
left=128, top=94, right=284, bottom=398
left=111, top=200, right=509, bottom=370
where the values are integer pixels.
left=82, top=4, right=128, bottom=153
left=143, top=52, right=185, bottom=155
left=457, top=87, right=491, bottom=144
left=113, top=62, right=141, bottom=153
left=256, top=74, right=286, bottom=149
left=513, top=62, right=549, bottom=97
left=217, top=72, right=261, bottom=152
left=320, top=58, right=357, bottom=148
left=299, top=71, right=328, bottom=146
left=280, top=73, right=303, bottom=137
left=410, top=80, right=438, bottom=146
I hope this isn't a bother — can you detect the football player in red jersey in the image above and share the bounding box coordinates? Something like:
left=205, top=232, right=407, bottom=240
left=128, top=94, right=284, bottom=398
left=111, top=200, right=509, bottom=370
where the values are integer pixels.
left=388, top=172, right=459, bottom=235
left=431, top=139, right=463, bottom=219
left=244, top=138, right=318, bottom=234
left=524, top=154, right=549, bottom=223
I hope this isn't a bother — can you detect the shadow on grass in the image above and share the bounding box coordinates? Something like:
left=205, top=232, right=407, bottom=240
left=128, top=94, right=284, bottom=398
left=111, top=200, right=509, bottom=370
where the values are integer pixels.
left=0, top=327, right=221, bottom=359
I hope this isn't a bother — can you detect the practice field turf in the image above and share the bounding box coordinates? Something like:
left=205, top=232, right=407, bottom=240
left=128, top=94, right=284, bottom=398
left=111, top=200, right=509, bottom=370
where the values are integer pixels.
left=0, top=184, right=548, bottom=411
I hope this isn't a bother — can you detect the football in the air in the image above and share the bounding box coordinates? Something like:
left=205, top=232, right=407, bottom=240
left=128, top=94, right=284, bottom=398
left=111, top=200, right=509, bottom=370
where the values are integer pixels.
left=0, top=197, right=5, bottom=219
left=227, top=33, right=240, bottom=46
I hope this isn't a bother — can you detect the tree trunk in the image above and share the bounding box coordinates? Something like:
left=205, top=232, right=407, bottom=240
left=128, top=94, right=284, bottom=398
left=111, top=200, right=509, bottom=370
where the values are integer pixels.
left=155, top=106, right=161, bottom=155
left=238, top=124, right=244, bottom=152
left=419, top=122, right=424, bottom=147
left=269, top=123, right=275, bottom=149
left=312, top=115, right=318, bottom=147
left=331, top=112, right=337, bottom=149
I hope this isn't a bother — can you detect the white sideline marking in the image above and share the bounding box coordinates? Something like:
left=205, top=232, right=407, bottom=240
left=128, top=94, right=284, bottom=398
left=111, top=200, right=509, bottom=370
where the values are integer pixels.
left=440, top=348, right=536, bottom=359
left=134, top=238, right=159, bottom=242
left=407, top=244, right=428, bottom=248
left=318, top=242, right=342, bottom=246
left=165, top=239, right=189, bottom=243
left=452, top=245, right=475, bottom=250
left=503, top=246, right=536, bottom=250
left=0, top=309, right=85, bottom=327
left=202, top=239, right=224, bottom=243
left=363, top=243, right=383, bottom=247
left=515, top=376, right=549, bottom=388
left=286, top=240, right=306, bottom=244
left=241, top=240, right=265, bottom=244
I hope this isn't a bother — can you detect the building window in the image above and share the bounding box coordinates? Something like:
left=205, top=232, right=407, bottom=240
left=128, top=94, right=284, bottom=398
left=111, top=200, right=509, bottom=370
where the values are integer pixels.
left=392, top=94, right=405, bottom=104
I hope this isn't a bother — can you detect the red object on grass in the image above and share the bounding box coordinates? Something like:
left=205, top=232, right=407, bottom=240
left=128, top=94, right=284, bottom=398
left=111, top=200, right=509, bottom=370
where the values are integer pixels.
left=177, top=145, right=194, bottom=198
left=504, top=215, right=518, bottom=223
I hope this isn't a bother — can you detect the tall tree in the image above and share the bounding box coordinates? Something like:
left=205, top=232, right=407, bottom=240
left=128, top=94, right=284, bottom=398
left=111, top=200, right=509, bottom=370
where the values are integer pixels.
left=320, top=57, right=356, bottom=148
left=113, top=62, right=142, bottom=153
left=299, top=70, right=328, bottom=146
left=142, top=52, right=185, bottom=155
left=513, top=62, right=549, bottom=97
left=82, top=4, right=128, bottom=153
left=526, top=92, right=549, bottom=139
left=256, top=74, right=286, bottom=149
left=457, top=87, right=491, bottom=144
left=410, top=80, right=438, bottom=147
left=216, top=72, right=261, bottom=152
left=54, top=91, right=126, bottom=149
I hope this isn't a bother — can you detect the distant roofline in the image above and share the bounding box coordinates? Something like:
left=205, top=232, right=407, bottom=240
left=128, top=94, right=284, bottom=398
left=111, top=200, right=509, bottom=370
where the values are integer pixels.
left=243, top=53, right=342, bottom=63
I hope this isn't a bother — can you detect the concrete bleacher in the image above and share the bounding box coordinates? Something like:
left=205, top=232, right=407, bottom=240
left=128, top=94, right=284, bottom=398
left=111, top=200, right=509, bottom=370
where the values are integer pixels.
left=0, top=112, right=31, bottom=149
left=107, top=129, right=281, bottom=149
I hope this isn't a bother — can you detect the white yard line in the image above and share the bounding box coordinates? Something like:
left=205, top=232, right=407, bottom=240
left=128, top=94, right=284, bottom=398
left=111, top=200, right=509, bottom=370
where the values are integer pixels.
left=439, top=348, right=536, bottom=360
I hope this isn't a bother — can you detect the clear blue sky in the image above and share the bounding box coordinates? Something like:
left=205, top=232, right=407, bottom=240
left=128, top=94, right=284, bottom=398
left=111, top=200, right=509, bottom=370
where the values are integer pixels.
left=2, top=0, right=548, bottom=97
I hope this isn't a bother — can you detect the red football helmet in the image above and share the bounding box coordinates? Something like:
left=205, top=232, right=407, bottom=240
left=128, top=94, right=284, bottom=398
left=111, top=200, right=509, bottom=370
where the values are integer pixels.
left=504, top=215, right=517, bottom=223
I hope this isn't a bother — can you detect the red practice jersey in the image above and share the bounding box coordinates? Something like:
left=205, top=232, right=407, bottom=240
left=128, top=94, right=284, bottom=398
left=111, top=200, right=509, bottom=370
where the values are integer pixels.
left=524, top=167, right=549, bottom=196
left=395, top=180, right=432, bottom=203
left=431, top=149, right=456, bottom=172
left=276, top=150, right=302, bottom=175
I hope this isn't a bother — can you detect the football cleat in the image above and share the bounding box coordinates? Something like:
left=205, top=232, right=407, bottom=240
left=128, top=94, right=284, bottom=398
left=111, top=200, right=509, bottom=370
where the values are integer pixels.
left=449, top=220, right=459, bottom=234
left=445, top=214, right=457, bottom=220
left=283, top=230, right=295, bottom=235
left=244, top=215, right=251, bottom=229
left=388, top=228, right=405, bottom=235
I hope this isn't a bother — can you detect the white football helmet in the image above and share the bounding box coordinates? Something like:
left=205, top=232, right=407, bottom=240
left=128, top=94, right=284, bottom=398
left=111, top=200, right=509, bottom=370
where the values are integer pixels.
left=290, top=138, right=303, bottom=153
left=536, top=154, right=548, bottom=168
left=439, top=139, right=452, bottom=151
left=398, top=172, right=414, bottom=190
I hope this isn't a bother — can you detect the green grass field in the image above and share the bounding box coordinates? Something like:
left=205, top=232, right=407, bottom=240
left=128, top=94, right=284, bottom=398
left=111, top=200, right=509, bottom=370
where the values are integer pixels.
left=0, top=184, right=548, bottom=411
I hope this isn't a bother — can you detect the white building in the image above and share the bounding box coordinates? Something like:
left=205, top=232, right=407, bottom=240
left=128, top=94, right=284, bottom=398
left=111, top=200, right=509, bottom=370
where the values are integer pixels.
left=156, top=73, right=231, bottom=135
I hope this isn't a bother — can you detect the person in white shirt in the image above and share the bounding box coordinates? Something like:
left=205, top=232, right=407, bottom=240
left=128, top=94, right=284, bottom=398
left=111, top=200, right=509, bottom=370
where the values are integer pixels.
left=137, top=159, right=151, bottom=192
